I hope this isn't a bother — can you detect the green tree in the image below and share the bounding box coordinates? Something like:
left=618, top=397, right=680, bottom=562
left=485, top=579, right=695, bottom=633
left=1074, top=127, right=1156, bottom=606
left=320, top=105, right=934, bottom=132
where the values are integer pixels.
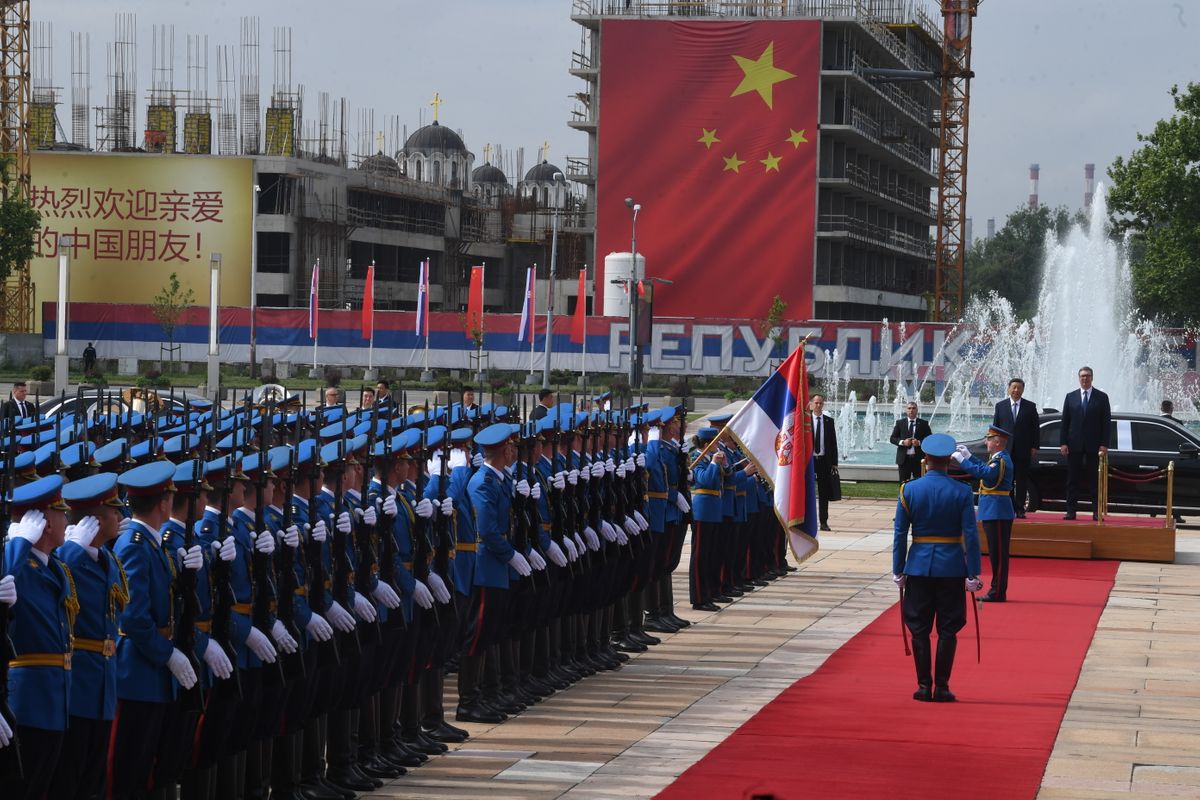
left=151, top=272, right=196, bottom=363
left=1107, top=83, right=1200, bottom=325
left=0, top=157, right=41, bottom=284
left=964, top=204, right=1076, bottom=319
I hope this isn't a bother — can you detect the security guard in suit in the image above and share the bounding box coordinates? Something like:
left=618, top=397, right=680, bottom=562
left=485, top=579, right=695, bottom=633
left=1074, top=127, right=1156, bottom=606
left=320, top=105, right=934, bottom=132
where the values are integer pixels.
left=892, top=433, right=982, bottom=703
left=953, top=425, right=1016, bottom=602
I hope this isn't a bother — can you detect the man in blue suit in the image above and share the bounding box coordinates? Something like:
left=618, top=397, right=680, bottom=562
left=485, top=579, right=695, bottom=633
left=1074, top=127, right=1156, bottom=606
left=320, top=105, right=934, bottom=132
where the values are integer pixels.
left=992, top=378, right=1040, bottom=517
left=1059, top=366, right=1111, bottom=520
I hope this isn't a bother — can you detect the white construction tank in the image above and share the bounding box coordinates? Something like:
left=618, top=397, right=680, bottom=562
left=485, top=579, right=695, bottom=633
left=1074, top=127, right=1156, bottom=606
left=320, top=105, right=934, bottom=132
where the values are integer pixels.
left=603, top=251, right=645, bottom=317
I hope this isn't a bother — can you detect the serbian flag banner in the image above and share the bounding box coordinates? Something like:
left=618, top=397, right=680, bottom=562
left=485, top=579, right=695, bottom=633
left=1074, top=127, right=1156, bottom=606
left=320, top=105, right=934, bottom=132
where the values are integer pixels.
left=466, top=265, right=485, bottom=341
left=415, top=259, right=429, bottom=337
left=720, top=345, right=818, bottom=561
left=595, top=20, right=819, bottom=318
left=361, top=263, right=375, bottom=340
left=517, top=266, right=535, bottom=343
left=308, top=261, right=319, bottom=340
left=570, top=269, right=588, bottom=344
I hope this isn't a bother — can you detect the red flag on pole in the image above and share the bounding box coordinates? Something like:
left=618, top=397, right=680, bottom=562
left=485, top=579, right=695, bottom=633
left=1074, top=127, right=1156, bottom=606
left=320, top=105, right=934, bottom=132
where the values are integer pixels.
left=361, top=263, right=375, bottom=340
left=571, top=269, right=588, bottom=344
left=466, top=265, right=485, bottom=341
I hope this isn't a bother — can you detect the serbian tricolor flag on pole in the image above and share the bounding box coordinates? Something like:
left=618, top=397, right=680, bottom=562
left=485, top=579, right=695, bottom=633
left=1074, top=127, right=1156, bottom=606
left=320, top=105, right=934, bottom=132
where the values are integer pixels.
left=415, top=259, right=429, bottom=337
left=571, top=269, right=587, bottom=344
left=719, top=345, right=819, bottom=561
left=517, top=266, right=535, bottom=343
left=466, top=265, right=485, bottom=341
left=361, top=262, right=375, bottom=340
left=308, top=260, right=320, bottom=340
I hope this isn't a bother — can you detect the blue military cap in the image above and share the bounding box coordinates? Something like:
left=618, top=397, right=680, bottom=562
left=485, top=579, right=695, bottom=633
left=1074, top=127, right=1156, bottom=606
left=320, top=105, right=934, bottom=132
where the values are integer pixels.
left=215, top=429, right=255, bottom=451
left=535, top=417, right=557, bottom=436
left=494, top=405, right=509, bottom=419
left=921, top=433, right=956, bottom=458
left=32, top=443, right=59, bottom=476
left=572, top=411, right=591, bottom=428
left=265, top=448, right=291, bottom=474
left=708, top=412, right=733, bottom=425
left=345, top=433, right=369, bottom=464
left=188, top=397, right=213, bottom=411
left=162, top=433, right=202, bottom=459
left=63, top=472, right=125, bottom=509
left=60, top=441, right=96, bottom=470
left=594, top=391, right=612, bottom=402
left=10, top=474, right=69, bottom=514
left=13, top=451, right=37, bottom=481
left=319, top=405, right=346, bottom=425
left=117, top=461, right=176, bottom=497
left=129, top=437, right=166, bottom=462
left=319, top=439, right=347, bottom=467
left=240, top=451, right=276, bottom=480
left=422, top=425, right=446, bottom=450
left=93, top=438, right=130, bottom=470
left=297, top=438, right=323, bottom=468
left=695, top=427, right=719, bottom=443
left=394, top=428, right=422, bottom=454
left=172, top=460, right=213, bottom=493
left=204, top=454, right=246, bottom=485
left=475, top=422, right=514, bottom=449
left=479, top=402, right=494, bottom=416
left=986, top=425, right=1011, bottom=440
left=450, top=428, right=473, bottom=445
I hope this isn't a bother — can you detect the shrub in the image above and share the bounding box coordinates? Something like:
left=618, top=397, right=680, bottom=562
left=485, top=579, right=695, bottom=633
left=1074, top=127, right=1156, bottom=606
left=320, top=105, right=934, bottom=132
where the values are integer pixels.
left=550, top=368, right=575, bottom=385
left=668, top=378, right=693, bottom=397
left=323, top=366, right=343, bottom=387
left=29, top=365, right=51, bottom=381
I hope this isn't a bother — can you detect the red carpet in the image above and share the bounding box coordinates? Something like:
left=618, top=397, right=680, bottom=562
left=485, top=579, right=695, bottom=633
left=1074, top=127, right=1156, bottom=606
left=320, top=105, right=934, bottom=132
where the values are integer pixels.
left=656, top=558, right=1118, bottom=800
left=1021, top=510, right=1166, bottom=528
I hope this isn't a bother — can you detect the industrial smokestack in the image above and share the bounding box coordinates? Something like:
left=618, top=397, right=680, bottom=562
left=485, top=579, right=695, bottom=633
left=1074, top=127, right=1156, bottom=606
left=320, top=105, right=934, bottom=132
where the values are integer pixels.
left=1084, top=163, right=1095, bottom=209
left=986, top=218, right=995, bottom=240
left=1028, top=163, right=1040, bottom=210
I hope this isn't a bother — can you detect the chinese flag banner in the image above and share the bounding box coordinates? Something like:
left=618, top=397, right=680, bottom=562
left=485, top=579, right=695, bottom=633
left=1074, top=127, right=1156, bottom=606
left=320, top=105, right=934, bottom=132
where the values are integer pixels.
left=362, top=263, right=375, bottom=340
left=466, top=264, right=485, bottom=340
left=596, top=20, right=819, bottom=319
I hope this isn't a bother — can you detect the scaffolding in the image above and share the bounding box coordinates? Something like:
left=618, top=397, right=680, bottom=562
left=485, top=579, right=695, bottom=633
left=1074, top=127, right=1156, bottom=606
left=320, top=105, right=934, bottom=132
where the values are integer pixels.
left=1, top=0, right=32, bottom=332
left=183, top=34, right=211, bottom=154
left=239, top=16, right=260, bottom=154
left=70, top=31, right=89, bottom=148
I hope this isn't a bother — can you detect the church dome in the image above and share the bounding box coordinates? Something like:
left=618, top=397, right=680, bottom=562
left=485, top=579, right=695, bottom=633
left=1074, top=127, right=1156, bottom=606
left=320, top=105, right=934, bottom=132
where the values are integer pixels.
left=404, top=120, right=466, bottom=153
left=360, top=151, right=401, bottom=176
left=524, top=160, right=563, bottom=182
left=471, top=163, right=508, bottom=184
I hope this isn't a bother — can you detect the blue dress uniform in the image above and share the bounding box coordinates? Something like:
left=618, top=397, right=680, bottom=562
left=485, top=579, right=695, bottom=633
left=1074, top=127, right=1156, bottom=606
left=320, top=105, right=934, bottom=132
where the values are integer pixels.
left=50, top=473, right=129, bottom=800
left=689, top=428, right=725, bottom=610
left=957, top=425, right=1016, bottom=602
left=1, top=476, right=77, bottom=800
left=893, top=433, right=982, bottom=702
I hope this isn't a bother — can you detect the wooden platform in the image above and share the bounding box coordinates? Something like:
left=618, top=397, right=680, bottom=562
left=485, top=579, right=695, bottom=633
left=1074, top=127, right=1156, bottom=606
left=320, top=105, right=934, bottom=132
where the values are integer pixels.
left=980, top=514, right=1176, bottom=563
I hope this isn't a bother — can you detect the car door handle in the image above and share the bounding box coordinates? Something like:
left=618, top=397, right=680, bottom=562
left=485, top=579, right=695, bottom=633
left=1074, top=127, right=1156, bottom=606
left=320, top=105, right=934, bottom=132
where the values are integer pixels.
left=1037, top=461, right=1058, bottom=466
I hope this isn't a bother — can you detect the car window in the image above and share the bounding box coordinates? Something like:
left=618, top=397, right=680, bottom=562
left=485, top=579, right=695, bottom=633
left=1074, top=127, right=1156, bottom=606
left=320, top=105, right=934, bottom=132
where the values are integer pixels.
left=1040, top=420, right=1060, bottom=442
left=1134, top=421, right=1188, bottom=452
left=1114, top=420, right=1130, bottom=451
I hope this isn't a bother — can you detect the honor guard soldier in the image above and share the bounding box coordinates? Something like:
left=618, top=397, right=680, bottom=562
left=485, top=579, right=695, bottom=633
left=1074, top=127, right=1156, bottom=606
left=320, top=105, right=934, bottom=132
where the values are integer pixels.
left=1, top=475, right=77, bottom=800
left=109, top=460, right=204, bottom=800
left=688, top=427, right=725, bottom=611
left=952, top=425, right=1016, bottom=602
left=49, top=473, right=129, bottom=800
left=892, top=433, right=982, bottom=703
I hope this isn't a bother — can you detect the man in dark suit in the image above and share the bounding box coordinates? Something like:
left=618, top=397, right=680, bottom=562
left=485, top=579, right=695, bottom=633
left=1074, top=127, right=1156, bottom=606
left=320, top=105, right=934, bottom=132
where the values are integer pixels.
left=1161, top=400, right=1180, bottom=423
left=889, top=401, right=932, bottom=483
left=993, top=378, right=1040, bottom=517
left=810, top=394, right=838, bottom=532
left=529, top=389, right=555, bottom=421
left=3, top=381, right=33, bottom=421
left=1059, top=366, right=1111, bottom=520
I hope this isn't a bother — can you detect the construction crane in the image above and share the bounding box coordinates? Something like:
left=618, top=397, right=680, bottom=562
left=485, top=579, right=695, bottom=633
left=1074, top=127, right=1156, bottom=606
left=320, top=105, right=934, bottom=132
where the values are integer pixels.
left=1, top=0, right=32, bottom=332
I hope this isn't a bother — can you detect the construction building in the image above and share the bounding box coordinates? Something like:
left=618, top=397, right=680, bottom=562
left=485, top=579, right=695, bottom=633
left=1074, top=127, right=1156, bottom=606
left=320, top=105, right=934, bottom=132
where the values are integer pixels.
left=567, top=1, right=948, bottom=322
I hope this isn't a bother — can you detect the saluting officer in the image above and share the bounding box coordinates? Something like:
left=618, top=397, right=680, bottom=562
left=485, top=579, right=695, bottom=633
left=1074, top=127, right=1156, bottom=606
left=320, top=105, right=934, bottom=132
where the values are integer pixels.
left=892, top=433, right=982, bottom=703
left=953, top=425, right=1016, bottom=602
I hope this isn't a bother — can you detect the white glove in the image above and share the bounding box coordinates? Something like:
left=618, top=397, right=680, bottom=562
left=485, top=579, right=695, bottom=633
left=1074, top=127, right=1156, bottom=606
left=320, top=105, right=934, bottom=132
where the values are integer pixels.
left=623, top=517, right=640, bottom=537
left=568, top=469, right=579, bottom=485
left=508, top=551, right=532, bottom=577
left=589, top=527, right=605, bottom=551
left=605, top=457, right=616, bottom=474
left=202, top=639, right=233, bottom=680
left=552, top=472, right=566, bottom=490
left=282, top=524, right=300, bottom=548
left=592, top=462, right=605, bottom=478
left=531, top=482, right=542, bottom=500
left=271, top=619, right=299, bottom=654
left=952, top=444, right=971, bottom=464
left=382, top=494, right=398, bottom=517
left=598, top=521, right=617, bottom=543
left=65, top=516, right=100, bottom=549
left=614, top=525, right=628, bottom=546
left=311, top=519, right=328, bottom=543
left=167, top=647, right=199, bottom=689
left=633, top=510, right=649, bottom=530
left=573, top=532, right=587, bottom=555
left=616, top=463, right=627, bottom=478
left=528, top=549, right=547, bottom=571
left=326, top=600, right=356, bottom=633
left=0, top=710, right=11, bottom=748
left=213, top=537, right=237, bottom=562
left=966, top=576, right=984, bottom=593
left=579, top=465, right=590, bottom=482
left=546, top=540, right=567, bottom=568
left=893, top=574, right=907, bottom=590
left=675, top=494, right=691, bottom=513
left=516, top=479, right=531, bottom=497
left=352, top=593, right=378, bottom=623
left=415, top=497, right=435, bottom=518
left=427, top=454, right=444, bottom=475
left=440, top=497, right=454, bottom=516
left=412, top=580, right=434, bottom=610
left=10, top=510, right=45, bottom=544
left=371, top=581, right=401, bottom=610
left=178, top=545, right=203, bottom=571
left=636, top=452, right=646, bottom=467
left=255, top=530, right=276, bottom=555
left=245, top=626, right=278, bottom=663
left=449, top=449, right=469, bottom=469
left=359, top=505, right=377, bottom=526
left=336, top=512, right=353, bottom=534
left=426, top=572, right=452, bottom=604
left=563, top=535, right=579, bottom=561
left=472, top=452, right=484, bottom=468
left=305, top=612, right=334, bottom=642
left=626, top=456, right=637, bottom=473
left=0, top=575, right=17, bottom=606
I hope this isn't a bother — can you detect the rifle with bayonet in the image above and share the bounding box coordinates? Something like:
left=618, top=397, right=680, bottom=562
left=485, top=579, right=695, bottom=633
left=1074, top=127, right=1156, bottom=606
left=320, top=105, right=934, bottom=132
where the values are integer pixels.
left=376, top=401, right=405, bottom=631
left=250, top=397, right=284, bottom=682
left=331, top=412, right=361, bottom=657
left=354, top=404, right=383, bottom=646
left=427, top=403, right=455, bottom=602
left=306, top=397, right=340, bottom=668
left=276, top=408, right=306, bottom=680
left=209, top=393, right=242, bottom=699
left=175, top=447, right=205, bottom=713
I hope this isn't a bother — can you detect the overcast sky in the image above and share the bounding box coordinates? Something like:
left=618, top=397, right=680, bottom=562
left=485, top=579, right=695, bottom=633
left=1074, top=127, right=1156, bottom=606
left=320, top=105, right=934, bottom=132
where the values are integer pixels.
left=35, top=0, right=1197, bottom=239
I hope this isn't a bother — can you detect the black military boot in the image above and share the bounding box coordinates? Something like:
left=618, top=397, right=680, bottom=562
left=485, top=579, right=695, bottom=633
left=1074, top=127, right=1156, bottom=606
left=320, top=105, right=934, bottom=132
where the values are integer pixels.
left=911, top=637, right=932, bottom=701
left=933, top=637, right=958, bottom=702
left=456, top=655, right=505, bottom=724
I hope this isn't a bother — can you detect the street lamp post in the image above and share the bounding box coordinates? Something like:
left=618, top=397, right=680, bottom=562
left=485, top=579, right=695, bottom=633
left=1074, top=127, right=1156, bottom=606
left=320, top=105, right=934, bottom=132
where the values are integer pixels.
left=625, top=197, right=641, bottom=387
left=208, top=253, right=222, bottom=401
left=542, top=172, right=565, bottom=389
left=249, top=182, right=261, bottom=378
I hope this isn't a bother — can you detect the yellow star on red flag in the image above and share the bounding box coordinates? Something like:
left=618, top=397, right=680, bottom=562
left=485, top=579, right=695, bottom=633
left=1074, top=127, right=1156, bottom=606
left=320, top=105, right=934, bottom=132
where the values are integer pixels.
left=730, top=42, right=796, bottom=110
left=760, top=152, right=782, bottom=173
left=786, top=128, right=808, bottom=147
left=698, top=128, right=720, bottom=149
left=723, top=153, right=746, bottom=173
